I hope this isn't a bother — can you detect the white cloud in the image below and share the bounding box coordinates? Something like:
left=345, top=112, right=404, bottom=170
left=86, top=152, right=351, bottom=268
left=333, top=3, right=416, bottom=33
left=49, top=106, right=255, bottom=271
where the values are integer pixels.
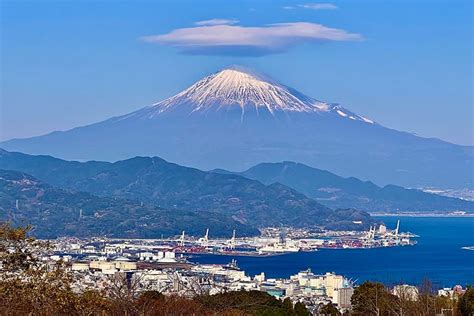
left=140, top=22, right=362, bottom=56
left=282, top=6, right=295, bottom=10
left=299, top=3, right=338, bottom=10
left=195, top=19, right=239, bottom=26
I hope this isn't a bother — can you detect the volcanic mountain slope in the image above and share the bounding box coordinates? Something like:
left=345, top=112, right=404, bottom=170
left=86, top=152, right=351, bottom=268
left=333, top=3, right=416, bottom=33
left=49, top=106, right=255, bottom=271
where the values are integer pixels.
left=0, top=169, right=259, bottom=238
left=214, top=161, right=474, bottom=213
left=127, top=67, right=372, bottom=122
left=2, top=67, right=472, bottom=188
left=0, top=149, right=373, bottom=231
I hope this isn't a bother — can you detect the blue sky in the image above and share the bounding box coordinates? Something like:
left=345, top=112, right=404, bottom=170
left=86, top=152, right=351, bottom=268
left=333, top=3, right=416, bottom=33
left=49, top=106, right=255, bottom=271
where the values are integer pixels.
left=1, top=0, right=472, bottom=145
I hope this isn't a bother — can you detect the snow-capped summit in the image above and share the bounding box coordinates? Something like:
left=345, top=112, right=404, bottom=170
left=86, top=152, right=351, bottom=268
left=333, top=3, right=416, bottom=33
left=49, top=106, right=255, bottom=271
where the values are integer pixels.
left=150, top=66, right=325, bottom=115
left=130, top=67, right=373, bottom=123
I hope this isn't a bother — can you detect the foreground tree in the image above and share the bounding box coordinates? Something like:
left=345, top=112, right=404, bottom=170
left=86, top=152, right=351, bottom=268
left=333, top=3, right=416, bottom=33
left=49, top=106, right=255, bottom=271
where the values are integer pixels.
left=351, top=281, right=398, bottom=316
left=0, top=223, right=83, bottom=314
left=415, top=278, right=436, bottom=316
left=294, top=301, right=311, bottom=316
left=458, top=286, right=474, bottom=316
left=199, top=290, right=309, bottom=315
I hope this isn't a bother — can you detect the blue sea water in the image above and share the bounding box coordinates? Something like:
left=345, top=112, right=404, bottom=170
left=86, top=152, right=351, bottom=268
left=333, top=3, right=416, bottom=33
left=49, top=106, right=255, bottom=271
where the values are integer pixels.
left=189, top=217, right=474, bottom=287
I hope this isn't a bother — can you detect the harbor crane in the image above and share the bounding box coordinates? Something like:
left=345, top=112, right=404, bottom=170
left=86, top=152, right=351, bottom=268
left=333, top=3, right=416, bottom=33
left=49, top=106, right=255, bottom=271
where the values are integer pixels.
left=199, top=229, right=209, bottom=247
left=179, top=231, right=185, bottom=247
left=228, top=229, right=236, bottom=250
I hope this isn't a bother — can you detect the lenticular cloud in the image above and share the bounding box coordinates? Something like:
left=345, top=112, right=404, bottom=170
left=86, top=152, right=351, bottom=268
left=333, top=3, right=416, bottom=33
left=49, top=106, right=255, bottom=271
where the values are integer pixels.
left=140, top=22, right=362, bottom=56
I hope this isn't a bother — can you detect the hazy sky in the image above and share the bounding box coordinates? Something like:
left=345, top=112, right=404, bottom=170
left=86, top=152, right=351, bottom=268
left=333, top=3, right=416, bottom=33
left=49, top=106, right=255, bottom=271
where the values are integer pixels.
left=1, top=0, right=472, bottom=145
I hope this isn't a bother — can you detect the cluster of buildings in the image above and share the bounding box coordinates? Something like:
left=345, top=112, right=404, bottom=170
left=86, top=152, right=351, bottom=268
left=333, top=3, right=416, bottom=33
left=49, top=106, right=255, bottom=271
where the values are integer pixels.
left=260, top=221, right=416, bottom=252
left=44, top=237, right=359, bottom=312
left=391, top=284, right=468, bottom=303
left=57, top=253, right=355, bottom=313
left=438, top=285, right=467, bottom=298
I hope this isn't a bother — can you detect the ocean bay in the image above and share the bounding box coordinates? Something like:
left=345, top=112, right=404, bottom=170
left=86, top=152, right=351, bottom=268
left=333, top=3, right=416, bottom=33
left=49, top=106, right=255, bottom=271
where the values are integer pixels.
left=190, top=216, right=474, bottom=287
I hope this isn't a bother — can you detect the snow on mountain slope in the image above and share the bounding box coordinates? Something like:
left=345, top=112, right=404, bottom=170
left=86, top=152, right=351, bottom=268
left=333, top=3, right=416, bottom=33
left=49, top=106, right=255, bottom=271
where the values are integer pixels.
left=127, top=67, right=375, bottom=123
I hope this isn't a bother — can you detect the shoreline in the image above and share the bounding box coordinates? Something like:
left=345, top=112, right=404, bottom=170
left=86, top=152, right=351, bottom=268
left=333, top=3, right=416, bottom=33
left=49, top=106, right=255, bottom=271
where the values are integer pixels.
left=371, top=213, right=474, bottom=217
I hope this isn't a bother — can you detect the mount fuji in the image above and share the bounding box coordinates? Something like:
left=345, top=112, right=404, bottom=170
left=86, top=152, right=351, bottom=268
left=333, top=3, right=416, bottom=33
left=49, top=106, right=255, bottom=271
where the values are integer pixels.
left=2, top=67, right=472, bottom=188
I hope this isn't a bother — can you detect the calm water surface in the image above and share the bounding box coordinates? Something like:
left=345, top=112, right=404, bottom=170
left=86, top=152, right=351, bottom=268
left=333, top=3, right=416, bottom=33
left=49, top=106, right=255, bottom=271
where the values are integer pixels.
left=189, top=217, right=474, bottom=287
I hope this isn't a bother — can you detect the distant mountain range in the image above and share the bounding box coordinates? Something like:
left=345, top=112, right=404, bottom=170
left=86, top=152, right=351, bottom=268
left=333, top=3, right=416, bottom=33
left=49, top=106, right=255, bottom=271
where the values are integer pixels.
left=0, top=169, right=258, bottom=239
left=1, top=67, right=471, bottom=189
left=213, top=161, right=474, bottom=212
left=0, top=149, right=374, bottom=238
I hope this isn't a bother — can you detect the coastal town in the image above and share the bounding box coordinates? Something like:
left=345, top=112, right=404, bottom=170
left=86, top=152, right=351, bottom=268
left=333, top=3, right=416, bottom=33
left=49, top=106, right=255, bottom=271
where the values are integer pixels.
left=4, top=222, right=425, bottom=313
left=31, top=223, right=463, bottom=315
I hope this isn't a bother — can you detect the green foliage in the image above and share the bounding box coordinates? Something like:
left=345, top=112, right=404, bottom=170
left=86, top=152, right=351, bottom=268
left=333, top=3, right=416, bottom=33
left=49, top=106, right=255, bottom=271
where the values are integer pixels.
left=199, top=290, right=309, bottom=315
left=0, top=169, right=258, bottom=238
left=458, top=286, right=474, bottom=316
left=320, top=303, right=341, bottom=315
left=294, top=301, right=311, bottom=316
